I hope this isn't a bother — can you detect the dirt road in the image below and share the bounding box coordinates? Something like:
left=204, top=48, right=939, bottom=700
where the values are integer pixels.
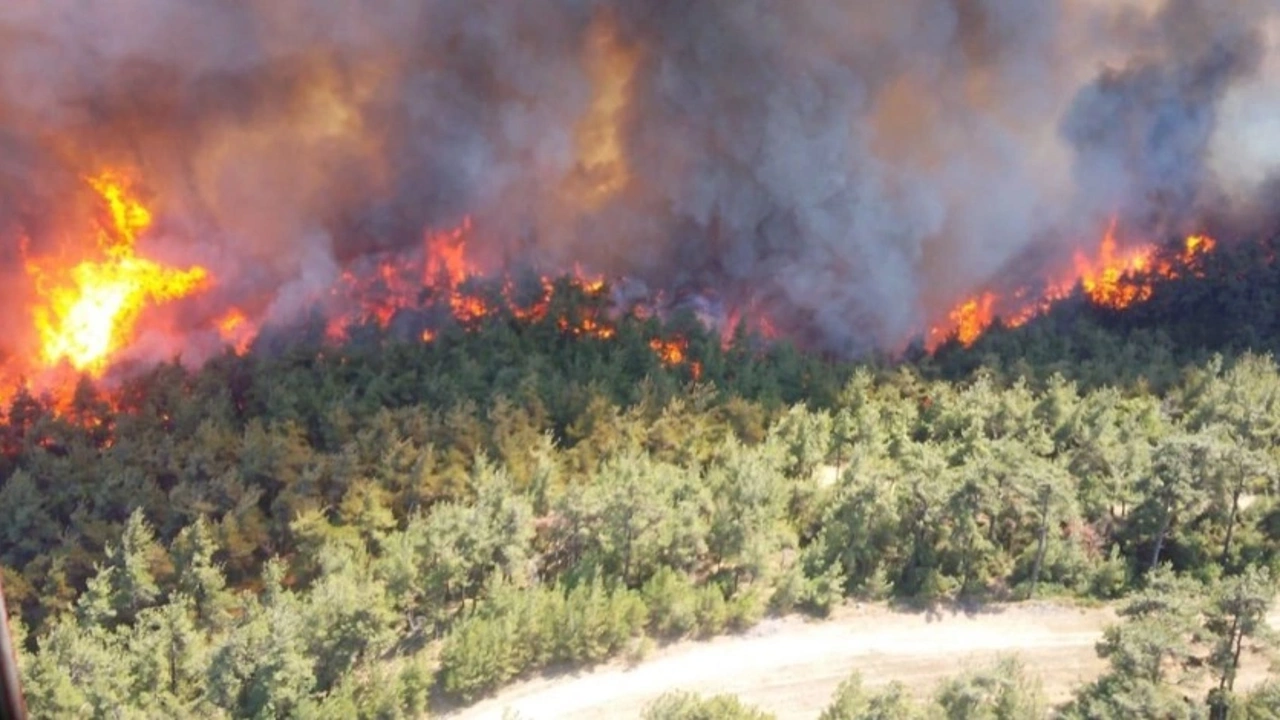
left=445, top=602, right=1121, bottom=720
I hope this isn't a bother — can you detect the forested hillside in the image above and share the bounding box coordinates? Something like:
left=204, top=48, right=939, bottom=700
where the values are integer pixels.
left=4, top=234, right=1280, bottom=718
left=927, top=231, right=1280, bottom=390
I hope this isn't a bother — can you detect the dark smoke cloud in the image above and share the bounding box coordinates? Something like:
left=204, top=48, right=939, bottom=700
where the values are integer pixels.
left=1063, top=0, right=1271, bottom=242
left=0, top=0, right=1276, bottom=357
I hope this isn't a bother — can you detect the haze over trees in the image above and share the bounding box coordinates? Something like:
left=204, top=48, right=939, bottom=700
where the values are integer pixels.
left=3, top=232, right=1280, bottom=718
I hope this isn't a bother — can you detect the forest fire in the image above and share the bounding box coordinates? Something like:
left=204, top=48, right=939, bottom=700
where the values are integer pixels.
left=23, top=171, right=210, bottom=374
left=216, top=309, right=254, bottom=355
left=0, top=0, right=1270, bottom=432
left=927, top=223, right=1219, bottom=350
left=650, top=337, right=702, bottom=379
left=0, top=171, right=213, bottom=411
left=1, top=165, right=1233, bottom=420
left=0, top=169, right=1234, bottom=419
left=322, top=219, right=627, bottom=343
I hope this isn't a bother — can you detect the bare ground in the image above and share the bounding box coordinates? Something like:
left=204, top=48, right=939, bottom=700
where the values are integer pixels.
left=444, top=601, right=1279, bottom=720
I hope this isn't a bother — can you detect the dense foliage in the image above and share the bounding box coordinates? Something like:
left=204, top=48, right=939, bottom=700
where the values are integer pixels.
left=3, top=233, right=1280, bottom=718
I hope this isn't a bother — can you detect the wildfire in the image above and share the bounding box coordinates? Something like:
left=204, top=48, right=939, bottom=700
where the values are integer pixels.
left=2, top=173, right=721, bottom=418
left=5, top=170, right=1223, bottom=423
left=565, top=9, right=638, bottom=209
left=22, top=171, right=211, bottom=375
left=559, top=315, right=617, bottom=340
left=425, top=216, right=476, bottom=286
left=944, top=293, right=999, bottom=347
left=928, top=222, right=1218, bottom=350
left=317, top=218, right=702, bottom=375
left=216, top=309, right=255, bottom=355
left=574, top=265, right=608, bottom=296
left=451, top=293, right=497, bottom=326
left=650, top=336, right=702, bottom=379
left=720, top=302, right=780, bottom=349
left=508, top=277, right=555, bottom=323
left=649, top=337, right=686, bottom=364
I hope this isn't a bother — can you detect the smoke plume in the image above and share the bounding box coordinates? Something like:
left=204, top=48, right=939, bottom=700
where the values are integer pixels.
left=0, top=0, right=1277, bottom=356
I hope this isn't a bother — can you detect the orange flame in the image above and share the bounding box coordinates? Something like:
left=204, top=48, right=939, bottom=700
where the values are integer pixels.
left=557, top=315, right=617, bottom=340
left=3, top=186, right=718, bottom=418
left=945, top=292, right=999, bottom=347
left=928, top=222, right=1217, bottom=350
left=23, top=170, right=211, bottom=375
left=573, top=264, right=608, bottom=296
left=649, top=337, right=686, bottom=365
left=649, top=336, right=702, bottom=379
left=425, top=216, right=476, bottom=286
left=216, top=308, right=255, bottom=355
left=507, top=277, right=555, bottom=322
left=322, top=218, right=631, bottom=347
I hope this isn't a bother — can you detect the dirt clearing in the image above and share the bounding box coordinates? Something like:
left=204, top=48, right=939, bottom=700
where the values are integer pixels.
left=445, top=602, right=1121, bottom=719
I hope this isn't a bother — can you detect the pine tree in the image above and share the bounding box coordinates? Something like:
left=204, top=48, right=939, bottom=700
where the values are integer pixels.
left=1204, top=566, right=1278, bottom=717
left=171, top=517, right=235, bottom=631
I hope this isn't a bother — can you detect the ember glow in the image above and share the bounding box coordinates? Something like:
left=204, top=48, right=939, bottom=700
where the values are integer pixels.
left=650, top=337, right=702, bottom=380
left=20, top=171, right=211, bottom=375
left=217, top=309, right=254, bottom=355
left=319, top=216, right=698, bottom=371
left=928, top=223, right=1219, bottom=350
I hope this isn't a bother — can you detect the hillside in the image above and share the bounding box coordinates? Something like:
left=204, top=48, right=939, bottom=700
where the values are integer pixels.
left=927, top=230, right=1280, bottom=390
left=3, top=234, right=1280, bottom=718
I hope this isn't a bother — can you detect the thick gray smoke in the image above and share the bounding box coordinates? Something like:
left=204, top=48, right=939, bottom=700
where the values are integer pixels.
left=1063, top=0, right=1272, bottom=242
left=0, top=0, right=1277, bottom=357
